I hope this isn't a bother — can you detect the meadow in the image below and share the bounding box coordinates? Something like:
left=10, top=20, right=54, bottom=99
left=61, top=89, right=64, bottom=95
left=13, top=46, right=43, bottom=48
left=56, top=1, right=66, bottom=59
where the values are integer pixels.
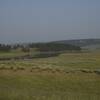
left=0, top=52, right=100, bottom=100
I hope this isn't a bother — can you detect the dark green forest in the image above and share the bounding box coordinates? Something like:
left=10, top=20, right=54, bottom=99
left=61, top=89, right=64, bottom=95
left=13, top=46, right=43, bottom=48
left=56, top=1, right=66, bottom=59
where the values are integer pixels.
left=0, top=42, right=81, bottom=52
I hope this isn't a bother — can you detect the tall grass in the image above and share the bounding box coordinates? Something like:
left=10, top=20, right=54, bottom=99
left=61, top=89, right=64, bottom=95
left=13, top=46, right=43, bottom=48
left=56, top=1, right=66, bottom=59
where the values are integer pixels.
left=0, top=52, right=100, bottom=100
left=0, top=72, right=100, bottom=100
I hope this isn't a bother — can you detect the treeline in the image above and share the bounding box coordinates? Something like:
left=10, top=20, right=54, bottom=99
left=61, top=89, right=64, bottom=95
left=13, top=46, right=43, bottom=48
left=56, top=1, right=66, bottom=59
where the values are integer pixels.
left=0, top=44, right=11, bottom=52
left=29, top=43, right=81, bottom=52
left=0, top=42, right=81, bottom=52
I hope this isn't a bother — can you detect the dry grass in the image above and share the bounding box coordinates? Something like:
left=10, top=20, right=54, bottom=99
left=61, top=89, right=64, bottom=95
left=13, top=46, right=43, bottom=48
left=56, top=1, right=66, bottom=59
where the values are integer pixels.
left=0, top=52, right=100, bottom=100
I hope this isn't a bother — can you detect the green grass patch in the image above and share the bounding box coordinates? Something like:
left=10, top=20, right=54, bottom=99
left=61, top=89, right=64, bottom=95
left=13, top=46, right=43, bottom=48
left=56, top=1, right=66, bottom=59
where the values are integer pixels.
left=0, top=72, right=100, bottom=100
left=0, top=52, right=100, bottom=100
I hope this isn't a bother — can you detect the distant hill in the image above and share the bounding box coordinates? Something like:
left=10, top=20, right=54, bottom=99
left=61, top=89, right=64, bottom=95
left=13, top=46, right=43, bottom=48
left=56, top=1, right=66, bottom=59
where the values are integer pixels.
left=28, top=42, right=81, bottom=52
left=53, top=39, right=100, bottom=51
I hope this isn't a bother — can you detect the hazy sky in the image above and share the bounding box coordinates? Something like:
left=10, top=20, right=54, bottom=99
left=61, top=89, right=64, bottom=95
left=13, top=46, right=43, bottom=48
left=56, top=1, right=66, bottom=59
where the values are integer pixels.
left=0, top=0, right=100, bottom=43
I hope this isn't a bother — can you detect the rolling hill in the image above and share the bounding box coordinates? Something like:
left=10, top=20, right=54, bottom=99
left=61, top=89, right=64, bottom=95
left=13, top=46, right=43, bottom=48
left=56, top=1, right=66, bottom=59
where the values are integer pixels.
left=53, top=38, right=100, bottom=51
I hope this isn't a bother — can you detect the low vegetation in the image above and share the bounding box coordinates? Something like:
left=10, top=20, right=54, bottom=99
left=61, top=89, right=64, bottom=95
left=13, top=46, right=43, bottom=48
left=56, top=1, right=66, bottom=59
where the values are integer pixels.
left=0, top=71, right=100, bottom=100
left=0, top=51, right=100, bottom=100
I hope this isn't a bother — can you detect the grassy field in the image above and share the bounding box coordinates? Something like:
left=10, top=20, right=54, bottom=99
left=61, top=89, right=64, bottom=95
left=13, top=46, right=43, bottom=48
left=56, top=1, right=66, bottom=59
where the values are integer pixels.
left=0, top=52, right=100, bottom=100
left=0, top=52, right=100, bottom=70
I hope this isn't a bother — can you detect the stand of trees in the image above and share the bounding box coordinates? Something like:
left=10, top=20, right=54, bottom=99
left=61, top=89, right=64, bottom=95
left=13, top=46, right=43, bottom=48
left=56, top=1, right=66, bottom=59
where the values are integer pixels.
left=0, top=42, right=81, bottom=53
left=28, top=43, right=81, bottom=52
left=0, top=44, right=11, bottom=52
left=28, top=43, right=81, bottom=58
left=0, top=42, right=81, bottom=59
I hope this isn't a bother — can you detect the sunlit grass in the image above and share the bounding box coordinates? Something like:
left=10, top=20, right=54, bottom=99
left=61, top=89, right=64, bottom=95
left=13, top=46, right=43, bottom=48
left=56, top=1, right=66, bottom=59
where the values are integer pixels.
left=0, top=52, right=100, bottom=70
left=0, top=72, right=100, bottom=100
left=0, top=52, right=100, bottom=100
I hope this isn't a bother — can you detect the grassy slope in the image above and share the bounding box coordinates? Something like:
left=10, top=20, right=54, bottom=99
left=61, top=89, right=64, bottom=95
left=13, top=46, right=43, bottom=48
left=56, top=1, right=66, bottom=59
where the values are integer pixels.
left=0, top=72, right=100, bottom=100
left=0, top=52, right=100, bottom=70
left=0, top=52, right=29, bottom=58
left=0, top=52, right=100, bottom=100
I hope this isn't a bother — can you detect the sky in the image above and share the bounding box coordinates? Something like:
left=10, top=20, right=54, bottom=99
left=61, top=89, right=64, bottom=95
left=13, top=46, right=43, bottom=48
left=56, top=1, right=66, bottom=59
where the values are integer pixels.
left=0, top=0, right=100, bottom=43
